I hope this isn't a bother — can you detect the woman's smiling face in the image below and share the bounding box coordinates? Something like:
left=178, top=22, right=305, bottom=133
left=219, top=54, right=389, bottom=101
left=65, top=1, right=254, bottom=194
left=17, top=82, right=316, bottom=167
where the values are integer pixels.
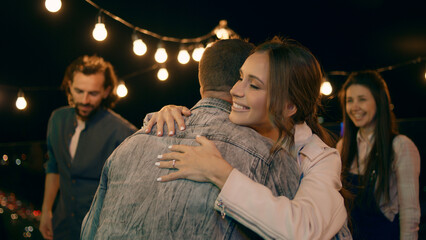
left=229, top=52, right=273, bottom=134
left=345, top=84, right=377, bottom=131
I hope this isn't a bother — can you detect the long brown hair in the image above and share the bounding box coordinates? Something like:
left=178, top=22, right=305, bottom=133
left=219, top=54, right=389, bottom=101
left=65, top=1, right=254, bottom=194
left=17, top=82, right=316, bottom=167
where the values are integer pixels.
left=255, top=37, right=335, bottom=152
left=339, top=70, right=398, bottom=204
left=61, top=55, right=119, bottom=108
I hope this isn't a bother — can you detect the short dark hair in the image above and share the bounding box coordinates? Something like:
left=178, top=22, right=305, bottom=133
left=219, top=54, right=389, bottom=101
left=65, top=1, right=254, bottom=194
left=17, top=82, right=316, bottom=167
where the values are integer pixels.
left=199, top=39, right=254, bottom=93
left=61, top=55, right=119, bottom=108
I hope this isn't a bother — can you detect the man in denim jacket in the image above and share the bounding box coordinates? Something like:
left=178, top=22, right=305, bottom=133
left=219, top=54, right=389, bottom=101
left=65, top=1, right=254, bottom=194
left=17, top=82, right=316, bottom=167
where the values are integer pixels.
left=81, top=39, right=300, bottom=239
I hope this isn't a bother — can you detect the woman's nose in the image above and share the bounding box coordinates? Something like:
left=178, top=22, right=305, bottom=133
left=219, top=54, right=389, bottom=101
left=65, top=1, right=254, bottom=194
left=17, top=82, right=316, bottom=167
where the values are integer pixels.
left=230, top=81, right=244, bottom=98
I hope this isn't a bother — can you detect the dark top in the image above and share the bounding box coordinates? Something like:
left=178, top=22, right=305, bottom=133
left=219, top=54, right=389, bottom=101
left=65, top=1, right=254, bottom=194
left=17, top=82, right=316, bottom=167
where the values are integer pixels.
left=46, top=106, right=137, bottom=240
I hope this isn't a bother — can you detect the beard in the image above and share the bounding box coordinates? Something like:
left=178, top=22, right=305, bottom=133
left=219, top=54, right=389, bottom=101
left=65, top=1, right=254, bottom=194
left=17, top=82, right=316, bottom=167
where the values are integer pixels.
left=74, top=103, right=100, bottom=121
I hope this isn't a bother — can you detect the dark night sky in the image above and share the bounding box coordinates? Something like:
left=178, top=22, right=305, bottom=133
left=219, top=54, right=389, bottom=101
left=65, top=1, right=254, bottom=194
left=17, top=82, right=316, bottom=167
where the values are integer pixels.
left=1, top=0, right=425, bottom=143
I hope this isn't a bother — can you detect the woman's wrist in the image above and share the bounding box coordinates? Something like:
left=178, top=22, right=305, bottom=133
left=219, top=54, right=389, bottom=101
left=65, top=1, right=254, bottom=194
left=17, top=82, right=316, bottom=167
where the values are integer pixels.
left=210, top=164, right=233, bottom=189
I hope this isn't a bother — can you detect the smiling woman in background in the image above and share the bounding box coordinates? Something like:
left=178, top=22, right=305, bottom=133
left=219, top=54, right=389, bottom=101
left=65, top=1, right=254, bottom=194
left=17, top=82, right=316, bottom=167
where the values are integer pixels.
left=337, top=70, right=421, bottom=239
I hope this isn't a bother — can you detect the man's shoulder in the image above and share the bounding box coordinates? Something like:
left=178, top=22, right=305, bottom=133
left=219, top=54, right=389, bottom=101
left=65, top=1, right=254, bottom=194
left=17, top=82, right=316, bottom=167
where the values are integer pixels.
left=50, top=106, right=73, bottom=120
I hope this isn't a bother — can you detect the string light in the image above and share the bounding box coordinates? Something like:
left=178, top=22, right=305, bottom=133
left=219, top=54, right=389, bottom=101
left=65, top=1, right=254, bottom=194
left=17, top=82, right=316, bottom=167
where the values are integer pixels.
left=11, top=1, right=423, bottom=112
left=154, top=42, right=168, bottom=63
left=92, top=11, right=107, bottom=41
left=192, top=44, right=205, bottom=62
left=177, top=45, right=190, bottom=64
left=16, top=90, right=27, bottom=110
left=157, top=67, right=169, bottom=81
left=424, top=63, right=426, bottom=80
left=320, top=79, right=333, bottom=95
left=45, top=0, right=62, bottom=13
left=132, top=32, right=147, bottom=56
left=116, top=81, right=128, bottom=98
left=214, top=20, right=230, bottom=40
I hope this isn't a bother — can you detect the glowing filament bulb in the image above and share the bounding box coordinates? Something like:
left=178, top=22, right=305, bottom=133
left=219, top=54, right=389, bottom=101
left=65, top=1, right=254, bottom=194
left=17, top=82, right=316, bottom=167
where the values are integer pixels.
left=157, top=68, right=169, bottom=81
left=155, top=46, right=168, bottom=63
left=93, top=23, right=107, bottom=41
left=16, top=90, right=27, bottom=110
left=178, top=49, right=190, bottom=64
left=192, top=45, right=205, bottom=62
left=45, top=0, right=62, bottom=13
left=215, top=20, right=230, bottom=40
left=215, top=28, right=229, bottom=40
left=116, top=82, right=128, bottom=98
left=133, top=39, right=147, bottom=56
left=320, top=81, right=332, bottom=95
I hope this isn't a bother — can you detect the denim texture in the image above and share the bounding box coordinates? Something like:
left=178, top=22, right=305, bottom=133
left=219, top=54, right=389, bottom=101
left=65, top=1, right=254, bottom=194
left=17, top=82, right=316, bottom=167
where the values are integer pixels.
left=81, top=98, right=300, bottom=239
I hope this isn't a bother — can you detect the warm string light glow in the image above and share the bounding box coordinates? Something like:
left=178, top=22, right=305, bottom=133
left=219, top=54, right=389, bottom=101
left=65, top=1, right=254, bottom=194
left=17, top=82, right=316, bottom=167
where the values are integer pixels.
left=320, top=80, right=333, bottom=95
left=192, top=44, right=205, bottom=62
left=26, top=0, right=423, bottom=109
left=177, top=46, right=190, bottom=64
left=154, top=43, right=168, bottom=63
left=116, top=81, right=128, bottom=97
left=92, top=12, right=107, bottom=41
left=16, top=90, right=27, bottom=110
left=45, top=0, right=62, bottom=13
left=215, top=20, right=230, bottom=40
left=157, top=67, right=169, bottom=81
left=132, top=32, right=147, bottom=56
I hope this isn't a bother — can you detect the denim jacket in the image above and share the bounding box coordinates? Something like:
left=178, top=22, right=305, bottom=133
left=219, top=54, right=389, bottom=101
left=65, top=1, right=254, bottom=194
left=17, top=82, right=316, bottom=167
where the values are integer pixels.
left=81, top=98, right=300, bottom=239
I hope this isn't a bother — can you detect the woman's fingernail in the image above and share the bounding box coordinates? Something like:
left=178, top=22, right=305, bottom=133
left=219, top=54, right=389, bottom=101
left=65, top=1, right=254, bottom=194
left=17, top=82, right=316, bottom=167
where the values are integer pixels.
left=155, top=162, right=160, bottom=166
left=157, top=131, right=162, bottom=136
left=157, top=154, right=162, bottom=159
left=196, top=135, right=201, bottom=138
left=156, top=177, right=162, bottom=181
left=168, top=145, right=172, bottom=149
left=180, top=126, right=185, bottom=131
left=145, top=128, right=149, bottom=133
left=169, top=131, right=174, bottom=136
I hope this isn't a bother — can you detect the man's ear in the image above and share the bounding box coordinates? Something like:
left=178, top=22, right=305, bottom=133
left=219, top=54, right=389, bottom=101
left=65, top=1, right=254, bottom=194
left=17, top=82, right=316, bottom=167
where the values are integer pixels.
left=286, top=103, right=297, bottom=118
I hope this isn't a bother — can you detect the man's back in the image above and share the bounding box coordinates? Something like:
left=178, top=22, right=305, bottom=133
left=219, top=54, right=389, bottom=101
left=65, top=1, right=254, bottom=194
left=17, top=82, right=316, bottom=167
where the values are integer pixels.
left=81, top=98, right=300, bottom=239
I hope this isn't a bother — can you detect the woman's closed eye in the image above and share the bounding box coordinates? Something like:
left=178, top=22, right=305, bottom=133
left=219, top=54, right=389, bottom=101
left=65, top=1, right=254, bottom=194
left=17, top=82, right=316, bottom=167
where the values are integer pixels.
left=250, top=84, right=260, bottom=89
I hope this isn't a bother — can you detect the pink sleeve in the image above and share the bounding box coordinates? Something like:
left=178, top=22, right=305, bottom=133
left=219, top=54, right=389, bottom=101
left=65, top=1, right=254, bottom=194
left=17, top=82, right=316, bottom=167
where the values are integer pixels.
left=215, top=149, right=347, bottom=240
left=393, top=135, right=421, bottom=240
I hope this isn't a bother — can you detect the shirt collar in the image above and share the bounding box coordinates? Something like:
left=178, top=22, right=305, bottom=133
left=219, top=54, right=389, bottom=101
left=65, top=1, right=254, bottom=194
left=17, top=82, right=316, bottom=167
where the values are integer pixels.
left=73, top=107, right=108, bottom=128
left=356, top=129, right=374, bottom=144
left=294, top=122, right=312, bottom=147
left=191, top=97, right=232, bottom=114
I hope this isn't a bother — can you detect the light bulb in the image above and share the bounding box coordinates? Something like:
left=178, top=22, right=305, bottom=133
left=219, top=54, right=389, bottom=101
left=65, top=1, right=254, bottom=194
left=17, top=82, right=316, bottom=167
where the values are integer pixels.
left=215, top=20, right=230, bottom=40
left=116, top=82, right=128, bottom=98
left=215, top=28, right=229, bottom=40
left=92, top=23, right=107, bottom=41
left=133, top=39, right=147, bottom=56
left=178, top=49, right=190, bottom=64
left=155, top=46, right=168, bottom=63
left=192, top=45, right=205, bottom=62
left=45, top=0, right=61, bottom=13
left=16, top=90, right=27, bottom=110
left=157, top=68, right=169, bottom=81
left=320, top=81, right=332, bottom=95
